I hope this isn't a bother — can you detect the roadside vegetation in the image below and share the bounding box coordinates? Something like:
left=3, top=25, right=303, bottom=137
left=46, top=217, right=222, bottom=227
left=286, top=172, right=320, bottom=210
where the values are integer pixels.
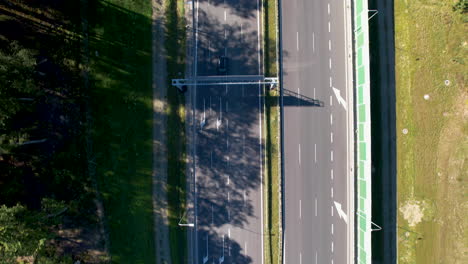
left=263, top=0, right=281, bottom=263
left=394, top=0, right=467, bottom=263
left=0, top=1, right=107, bottom=263
left=86, top=0, right=156, bottom=263
left=164, top=0, right=188, bottom=263
left=1, top=0, right=161, bottom=263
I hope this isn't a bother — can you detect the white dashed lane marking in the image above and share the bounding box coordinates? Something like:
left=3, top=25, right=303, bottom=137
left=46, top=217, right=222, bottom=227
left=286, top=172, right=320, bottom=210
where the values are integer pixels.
left=296, top=31, right=299, bottom=51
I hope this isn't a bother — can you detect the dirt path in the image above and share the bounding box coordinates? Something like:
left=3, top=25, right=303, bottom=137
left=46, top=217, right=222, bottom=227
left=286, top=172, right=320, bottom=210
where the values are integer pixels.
left=152, top=0, right=171, bottom=263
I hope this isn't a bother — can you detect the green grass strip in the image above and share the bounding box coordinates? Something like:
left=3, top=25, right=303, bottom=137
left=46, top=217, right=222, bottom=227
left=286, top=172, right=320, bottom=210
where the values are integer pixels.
left=264, top=90, right=281, bottom=264
left=263, top=0, right=281, bottom=263
left=164, top=0, right=187, bottom=263
left=87, top=0, right=155, bottom=263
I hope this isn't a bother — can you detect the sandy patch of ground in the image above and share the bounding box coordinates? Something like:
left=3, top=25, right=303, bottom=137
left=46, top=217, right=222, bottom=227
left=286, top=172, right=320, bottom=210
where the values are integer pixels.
left=399, top=200, right=426, bottom=227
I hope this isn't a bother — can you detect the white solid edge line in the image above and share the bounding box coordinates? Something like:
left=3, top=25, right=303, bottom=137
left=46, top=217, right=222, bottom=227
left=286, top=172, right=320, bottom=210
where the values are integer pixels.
left=256, top=1, right=264, bottom=263
left=194, top=0, right=200, bottom=262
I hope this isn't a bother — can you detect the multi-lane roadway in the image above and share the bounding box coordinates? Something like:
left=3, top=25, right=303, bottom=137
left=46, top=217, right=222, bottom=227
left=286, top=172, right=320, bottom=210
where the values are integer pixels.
left=188, top=0, right=355, bottom=263
left=281, top=0, right=354, bottom=264
left=192, top=0, right=264, bottom=263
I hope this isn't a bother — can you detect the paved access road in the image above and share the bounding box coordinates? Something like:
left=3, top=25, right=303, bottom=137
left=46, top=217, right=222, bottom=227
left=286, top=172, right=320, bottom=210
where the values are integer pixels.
left=192, top=0, right=264, bottom=263
left=281, top=0, right=354, bottom=263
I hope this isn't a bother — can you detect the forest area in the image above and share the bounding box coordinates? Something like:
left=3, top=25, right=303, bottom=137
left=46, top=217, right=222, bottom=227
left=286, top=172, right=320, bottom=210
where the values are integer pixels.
left=0, top=0, right=107, bottom=263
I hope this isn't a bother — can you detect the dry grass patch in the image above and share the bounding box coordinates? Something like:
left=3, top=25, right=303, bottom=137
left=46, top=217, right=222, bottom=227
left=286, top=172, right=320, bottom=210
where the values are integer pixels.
left=395, top=0, right=467, bottom=263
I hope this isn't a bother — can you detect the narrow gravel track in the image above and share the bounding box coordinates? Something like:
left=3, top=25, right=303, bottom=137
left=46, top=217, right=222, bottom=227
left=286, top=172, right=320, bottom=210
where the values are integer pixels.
left=152, top=0, right=172, bottom=263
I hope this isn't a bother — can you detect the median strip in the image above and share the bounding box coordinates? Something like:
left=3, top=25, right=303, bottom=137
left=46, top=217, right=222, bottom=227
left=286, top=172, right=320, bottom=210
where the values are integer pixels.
left=263, top=0, right=282, bottom=263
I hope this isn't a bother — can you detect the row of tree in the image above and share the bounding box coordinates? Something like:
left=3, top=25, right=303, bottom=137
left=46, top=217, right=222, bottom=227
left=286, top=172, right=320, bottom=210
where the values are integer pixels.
left=0, top=33, right=96, bottom=264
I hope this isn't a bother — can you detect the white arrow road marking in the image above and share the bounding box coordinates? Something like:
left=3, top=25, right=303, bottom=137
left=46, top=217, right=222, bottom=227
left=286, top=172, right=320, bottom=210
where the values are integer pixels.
left=332, top=87, right=348, bottom=111
left=334, top=201, right=348, bottom=223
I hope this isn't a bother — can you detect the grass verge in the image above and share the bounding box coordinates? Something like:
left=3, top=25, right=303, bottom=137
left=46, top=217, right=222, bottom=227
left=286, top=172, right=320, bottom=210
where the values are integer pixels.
left=394, top=0, right=467, bottom=263
left=263, top=0, right=281, bottom=263
left=164, top=0, right=187, bottom=263
left=87, top=0, right=155, bottom=263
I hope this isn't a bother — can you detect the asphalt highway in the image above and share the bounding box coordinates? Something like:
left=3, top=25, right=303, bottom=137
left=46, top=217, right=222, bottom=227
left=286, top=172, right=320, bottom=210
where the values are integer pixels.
left=192, top=0, right=264, bottom=263
left=281, top=0, right=354, bottom=263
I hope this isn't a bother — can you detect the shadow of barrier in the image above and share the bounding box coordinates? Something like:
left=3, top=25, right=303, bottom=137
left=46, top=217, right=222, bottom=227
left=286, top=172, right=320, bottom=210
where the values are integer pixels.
left=282, top=88, right=324, bottom=107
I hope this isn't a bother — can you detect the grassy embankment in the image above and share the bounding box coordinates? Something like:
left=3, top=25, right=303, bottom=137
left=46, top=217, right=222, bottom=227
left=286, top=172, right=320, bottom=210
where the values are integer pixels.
left=164, top=0, right=188, bottom=262
left=395, top=1, right=467, bottom=263
left=263, top=0, right=281, bottom=263
left=87, top=0, right=155, bottom=263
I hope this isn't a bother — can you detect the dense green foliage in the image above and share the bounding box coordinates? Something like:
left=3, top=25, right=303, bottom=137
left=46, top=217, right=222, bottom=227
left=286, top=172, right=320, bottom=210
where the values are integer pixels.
left=0, top=42, right=36, bottom=131
left=0, top=1, right=103, bottom=262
